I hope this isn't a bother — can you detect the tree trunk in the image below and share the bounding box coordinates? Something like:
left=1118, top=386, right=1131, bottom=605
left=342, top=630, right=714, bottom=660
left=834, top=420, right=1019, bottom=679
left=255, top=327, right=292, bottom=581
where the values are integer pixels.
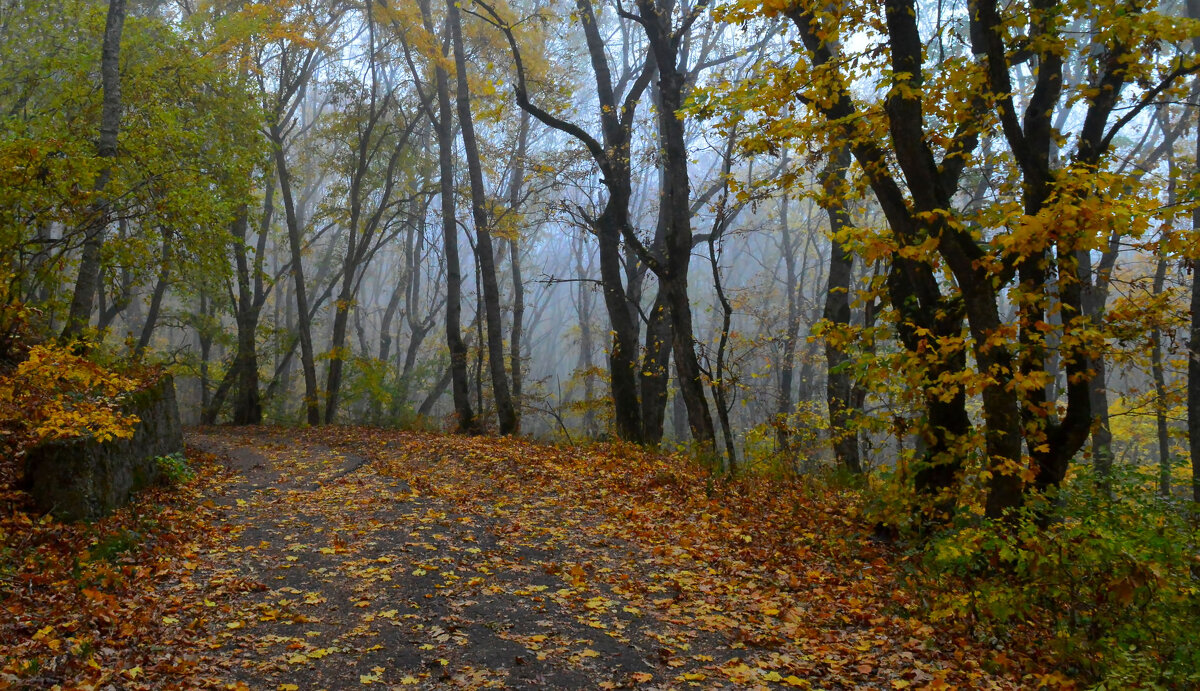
left=134, top=230, right=171, bottom=356
left=636, top=0, right=714, bottom=446
left=226, top=207, right=263, bottom=424
left=777, top=192, right=799, bottom=451
left=271, top=127, right=320, bottom=425
left=820, top=147, right=862, bottom=473
left=1080, top=247, right=1116, bottom=495
left=1190, top=9, right=1200, bottom=510
left=508, top=110, right=530, bottom=413
left=486, top=0, right=650, bottom=443
left=450, top=0, right=517, bottom=435
left=574, top=236, right=599, bottom=437
left=639, top=290, right=672, bottom=446
left=1152, top=251, right=1170, bottom=496
left=421, top=0, right=476, bottom=434
left=63, top=0, right=125, bottom=340
left=198, top=290, right=213, bottom=418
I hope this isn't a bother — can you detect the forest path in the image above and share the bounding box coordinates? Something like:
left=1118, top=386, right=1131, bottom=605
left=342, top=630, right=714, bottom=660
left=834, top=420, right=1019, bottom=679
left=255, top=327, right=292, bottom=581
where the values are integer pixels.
left=185, top=426, right=1020, bottom=690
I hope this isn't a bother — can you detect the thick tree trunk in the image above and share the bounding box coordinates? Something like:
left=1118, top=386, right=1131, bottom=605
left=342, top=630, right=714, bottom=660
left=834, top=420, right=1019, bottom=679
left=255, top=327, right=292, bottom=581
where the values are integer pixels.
left=639, top=290, right=672, bottom=446
left=597, top=209, right=644, bottom=443
left=226, top=207, right=263, bottom=424
left=1187, top=39, right=1200, bottom=510
left=636, top=1, right=715, bottom=446
left=63, top=0, right=124, bottom=340
left=449, top=0, right=516, bottom=435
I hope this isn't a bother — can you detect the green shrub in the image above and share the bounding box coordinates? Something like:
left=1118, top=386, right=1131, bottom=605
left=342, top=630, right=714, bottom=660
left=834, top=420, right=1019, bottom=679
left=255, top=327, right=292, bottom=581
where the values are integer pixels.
left=154, top=452, right=193, bottom=485
left=915, top=465, right=1200, bottom=687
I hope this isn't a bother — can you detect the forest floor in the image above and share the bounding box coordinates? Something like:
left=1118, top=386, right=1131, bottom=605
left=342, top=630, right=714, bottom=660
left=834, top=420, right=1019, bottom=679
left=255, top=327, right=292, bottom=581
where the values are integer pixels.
left=1, top=426, right=1068, bottom=689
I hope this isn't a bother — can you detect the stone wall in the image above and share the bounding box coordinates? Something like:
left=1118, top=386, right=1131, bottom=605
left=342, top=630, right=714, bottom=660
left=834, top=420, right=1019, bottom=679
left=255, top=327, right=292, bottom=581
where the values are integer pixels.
left=22, top=374, right=184, bottom=521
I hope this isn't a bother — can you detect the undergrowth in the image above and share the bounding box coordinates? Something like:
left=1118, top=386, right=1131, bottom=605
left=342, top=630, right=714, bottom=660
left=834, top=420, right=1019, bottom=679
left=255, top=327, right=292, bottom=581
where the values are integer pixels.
left=908, top=465, right=1200, bottom=688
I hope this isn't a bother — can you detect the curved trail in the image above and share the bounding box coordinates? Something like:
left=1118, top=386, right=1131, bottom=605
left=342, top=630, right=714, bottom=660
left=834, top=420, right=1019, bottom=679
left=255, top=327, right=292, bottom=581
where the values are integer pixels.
left=186, top=426, right=1020, bottom=690
left=189, top=428, right=661, bottom=689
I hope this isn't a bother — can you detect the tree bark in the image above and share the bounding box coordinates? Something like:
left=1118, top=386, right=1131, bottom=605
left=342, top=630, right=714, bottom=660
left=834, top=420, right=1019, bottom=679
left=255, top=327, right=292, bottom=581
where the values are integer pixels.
left=573, top=234, right=599, bottom=437
left=820, top=147, right=862, bottom=473
left=508, top=110, right=530, bottom=416
left=776, top=192, right=799, bottom=452
left=448, top=0, right=516, bottom=435
left=420, top=0, right=476, bottom=434
left=480, top=0, right=651, bottom=442
left=63, top=0, right=125, bottom=340
left=134, top=229, right=171, bottom=356
left=228, top=207, right=262, bottom=424
left=636, top=0, right=716, bottom=447
left=271, top=125, right=321, bottom=425
left=639, top=290, right=673, bottom=445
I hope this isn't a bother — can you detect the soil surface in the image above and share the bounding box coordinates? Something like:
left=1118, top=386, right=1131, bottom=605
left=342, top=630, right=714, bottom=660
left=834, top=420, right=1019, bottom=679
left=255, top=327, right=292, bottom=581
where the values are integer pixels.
left=181, top=426, right=1018, bottom=690
left=187, top=428, right=699, bottom=689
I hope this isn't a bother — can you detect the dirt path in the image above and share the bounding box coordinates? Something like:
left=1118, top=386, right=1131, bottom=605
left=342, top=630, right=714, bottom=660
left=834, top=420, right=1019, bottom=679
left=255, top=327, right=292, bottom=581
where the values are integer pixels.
left=188, top=428, right=684, bottom=689
left=184, top=426, right=1022, bottom=690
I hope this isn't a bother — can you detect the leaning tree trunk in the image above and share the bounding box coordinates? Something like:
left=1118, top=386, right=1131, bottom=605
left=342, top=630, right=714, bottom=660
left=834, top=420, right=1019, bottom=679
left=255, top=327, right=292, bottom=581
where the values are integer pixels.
left=271, top=127, right=321, bottom=425
left=63, top=0, right=125, bottom=340
left=421, top=0, right=475, bottom=433
left=135, top=229, right=171, bottom=356
left=481, top=0, right=649, bottom=443
left=448, top=0, right=516, bottom=435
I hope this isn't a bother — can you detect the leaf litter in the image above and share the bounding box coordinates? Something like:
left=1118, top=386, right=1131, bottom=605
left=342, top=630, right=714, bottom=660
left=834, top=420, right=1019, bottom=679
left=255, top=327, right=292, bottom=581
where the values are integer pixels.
left=2, top=426, right=1066, bottom=689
